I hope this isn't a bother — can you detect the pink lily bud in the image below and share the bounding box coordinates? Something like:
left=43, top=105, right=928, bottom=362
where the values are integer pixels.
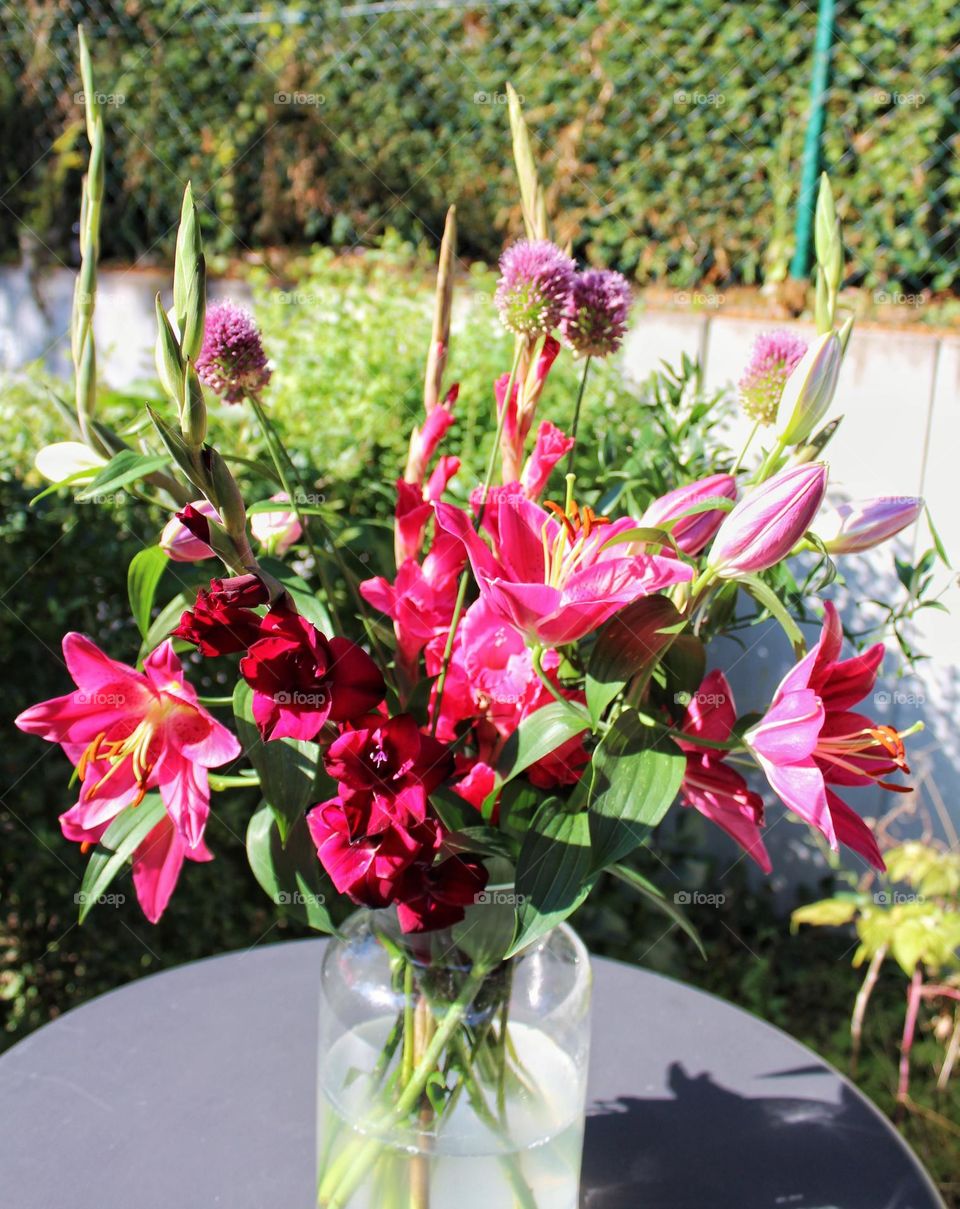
left=640, top=473, right=737, bottom=555
left=709, top=463, right=828, bottom=577
left=776, top=331, right=842, bottom=446
left=250, top=493, right=303, bottom=556
left=822, top=496, right=924, bottom=554
left=160, top=499, right=220, bottom=562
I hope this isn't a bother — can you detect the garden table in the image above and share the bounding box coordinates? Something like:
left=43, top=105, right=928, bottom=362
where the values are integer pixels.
left=0, top=938, right=944, bottom=1209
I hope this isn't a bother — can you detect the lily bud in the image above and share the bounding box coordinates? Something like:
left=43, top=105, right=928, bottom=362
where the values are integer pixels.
left=640, top=473, right=737, bottom=555
left=160, top=500, right=220, bottom=562
left=709, top=463, right=828, bottom=578
left=250, top=493, right=303, bottom=556
left=822, top=496, right=924, bottom=554
left=776, top=332, right=841, bottom=446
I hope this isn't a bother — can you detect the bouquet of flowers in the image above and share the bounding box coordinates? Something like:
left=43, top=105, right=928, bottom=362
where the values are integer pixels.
left=18, top=50, right=935, bottom=1209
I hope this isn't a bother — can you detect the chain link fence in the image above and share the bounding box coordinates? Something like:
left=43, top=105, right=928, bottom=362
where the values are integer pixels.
left=1, top=0, right=958, bottom=292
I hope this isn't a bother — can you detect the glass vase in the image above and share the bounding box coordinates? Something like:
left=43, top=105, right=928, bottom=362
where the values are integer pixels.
left=316, top=902, right=592, bottom=1209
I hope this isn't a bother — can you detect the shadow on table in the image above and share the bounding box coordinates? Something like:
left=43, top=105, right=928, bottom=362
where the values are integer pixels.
left=580, top=1062, right=932, bottom=1209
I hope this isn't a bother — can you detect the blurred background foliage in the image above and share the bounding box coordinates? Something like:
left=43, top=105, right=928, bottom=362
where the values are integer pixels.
left=1, top=0, right=958, bottom=291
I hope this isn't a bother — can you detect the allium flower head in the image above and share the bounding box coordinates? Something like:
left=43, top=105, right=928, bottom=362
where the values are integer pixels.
left=494, top=240, right=575, bottom=337
left=559, top=268, right=632, bottom=357
left=739, top=329, right=808, bottom=424
left=196, top=301, right=271, bottom=404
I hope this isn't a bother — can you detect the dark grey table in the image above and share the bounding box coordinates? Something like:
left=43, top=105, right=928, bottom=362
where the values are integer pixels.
left=0, top=939, right=944, bottom=1209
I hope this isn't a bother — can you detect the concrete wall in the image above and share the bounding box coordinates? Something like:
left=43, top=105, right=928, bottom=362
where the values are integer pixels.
left=4, top=265, right=958, bottom=846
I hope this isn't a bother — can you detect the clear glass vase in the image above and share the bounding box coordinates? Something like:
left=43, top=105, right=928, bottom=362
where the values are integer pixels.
left=316, top=903, right=592, bottom=1209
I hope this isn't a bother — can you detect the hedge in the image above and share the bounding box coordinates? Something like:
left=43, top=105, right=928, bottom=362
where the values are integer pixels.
left=2, top=1, right=958, bottom=290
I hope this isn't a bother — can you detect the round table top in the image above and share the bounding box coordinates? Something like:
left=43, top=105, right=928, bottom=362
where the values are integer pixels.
left=0, top=938, right=943, bottom=1209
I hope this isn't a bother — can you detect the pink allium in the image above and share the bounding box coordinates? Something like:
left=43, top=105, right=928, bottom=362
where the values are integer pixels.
left=494, top=240, right=575, bottom=337
left=196, top=301, right=271, bottom=404
left=739, top=329, right=808, bottom=424
left=559, top=268, right=632, bottom=357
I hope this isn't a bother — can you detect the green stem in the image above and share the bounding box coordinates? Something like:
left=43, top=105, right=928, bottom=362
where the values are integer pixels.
left=208, top=773, right=261, bottom=790
left=430, top=340, right=524, bottom=736
left=531, top=644, right=579, bottom=717
left=564, top=355, right=592, bottom=479
left=732, top=420, right=761, bottom=475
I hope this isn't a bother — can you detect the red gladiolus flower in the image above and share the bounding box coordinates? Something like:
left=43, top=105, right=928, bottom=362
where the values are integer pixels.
left=676, top=670, right=770, bottom=872
left=174, top=575, right=269, bottom=657
left=745, top=602, right=900, bottom=869
left=239, top=607, right=385, bottom=741
left=395, top=855, right=489, bottom=933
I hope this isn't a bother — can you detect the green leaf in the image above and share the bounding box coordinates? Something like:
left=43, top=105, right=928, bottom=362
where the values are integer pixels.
left=598, top=526, right=682, bottom=557
left=508, top=797, right=594, bottom=957
left=739, top=574, right=805, bottom=657
left=486, top=702, right=590, bottom=818
left=587, top=710, right=684, bottom=870
left=233, top=681, right=323, bottom=840
left=245, top=802, right=335, bottom=932
left=139, top=591, right=190, bottom=663
left=75, top=449, right=170, bottom=501
left=790, top=896, right=860, bottom=932
left=586, top=595, right=683, bottom=725
left=609, top=864, right=705, bottom=957
left=128, top=547, right=169, bottom=638
left=30, top=468, right=100, bottom=505
left=78, top=795, right=167, bottom=922
left=926, top=507, right=951, bottom=568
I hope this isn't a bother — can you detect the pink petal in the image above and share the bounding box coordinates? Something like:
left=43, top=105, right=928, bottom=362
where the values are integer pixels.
left=157, top=757, right=210, bottom=849
left=826, top=789, right=885, bottom=870
left=132, top=814, right=189, bottom=923
left=681, top=669, right=737, bottom=744
left=495, top=496, right=550, bottom=583
left=747, top=689, right=824, bottom=764
left=756, top=754, right=836, bottom=849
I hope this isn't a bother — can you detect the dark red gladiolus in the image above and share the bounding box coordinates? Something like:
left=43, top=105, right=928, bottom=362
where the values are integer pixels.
left=173, top=575, right=270, bottom=657
left=239, top=607, right=385, bottom=741
left=395, top=855, right=489, bottom=933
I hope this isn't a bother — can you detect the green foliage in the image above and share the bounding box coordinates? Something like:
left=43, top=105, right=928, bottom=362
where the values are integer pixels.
left=4, top=3, right=958, bottom=291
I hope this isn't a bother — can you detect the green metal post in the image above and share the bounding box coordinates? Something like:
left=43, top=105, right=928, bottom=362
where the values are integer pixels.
left=790, top=0, right=836, bottom=279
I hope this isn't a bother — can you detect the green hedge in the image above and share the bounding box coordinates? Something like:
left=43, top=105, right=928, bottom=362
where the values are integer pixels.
left=2, top=0, right=958, bottom=290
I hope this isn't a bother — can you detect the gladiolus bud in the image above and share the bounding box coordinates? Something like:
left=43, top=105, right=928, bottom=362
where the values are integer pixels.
left=204, top=448, right=248, bottom=542
left=250, top=494, right=303, bottom=556
left=776, top=332, right=841, bottom=446
left=181, top=362, right=207, bottom=449
left=155, top=295, right=184, bottom=407
left=641, top=473, right=737, bottom=555
left=709, top=463, right=828, bottom=577
left=822, top=496, right=924, bottom=554
left=160, top=500, right=220, bottom=562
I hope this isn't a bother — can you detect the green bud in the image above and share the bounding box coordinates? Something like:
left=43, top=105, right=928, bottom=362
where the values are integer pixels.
left=181, top=362, right=207, bottom=449
left=837, top=314, right=854, bottom=354
left=155, top=294, right=184, bottom=405
left=204, top=447, right=248, bottom=540
left=147, top=406, right=208, bottom=493
left=776, top=330, right=842, bottom=446
left=174, top=183, right=206, bottom=363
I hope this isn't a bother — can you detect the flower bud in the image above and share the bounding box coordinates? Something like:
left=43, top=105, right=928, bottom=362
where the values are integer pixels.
left=250, top=493, right=303, bottom=556
left=641, top=473, right=737, bottom=555
left=709, top=463, right=828, bottom=578
left=155, top=295, right=184, bottom=407
left=776, top=331, right=841, bottom=446
left=822, top=496, right=924, bottom=554
left=181, top=362, right=208, bottom=450
left=160, top=500, right=220, bottom=562
left=204, top=448, right=248, bottom=541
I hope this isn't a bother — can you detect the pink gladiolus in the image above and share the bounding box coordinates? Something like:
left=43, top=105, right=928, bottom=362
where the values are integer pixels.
left=394, top=457, right=461, bottom=566
left=498, top=337, right=561, bottom=483
left=745, top=602, right=906, bottom=869
left=676, top=670, right=770, bottom=872
left=15, top=635, right=240, bottom=895
left=521, top=421, right=575, bottom=499
left=250, top=493, right=302, bottom=555
left=404, top=385, right=457, bottom=485
left=822, top=496, right=924, bottom=554
left=708, top=463, right=827, bottom=577
left=640, top=473, right=737, bottom=556
left=435, top=495, right=692, bottom=647
left=160, top=499, right=220, bottom=562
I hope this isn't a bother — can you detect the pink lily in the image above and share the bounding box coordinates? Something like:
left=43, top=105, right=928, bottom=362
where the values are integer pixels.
left=640, top=473, right=737, bottom=556
left=708, top=463, right=827, bottom=577
left=435, top=494, right=692, bottom=647
left=16, top=635, right=240, bottom=850
left=676, top=670, right=770, bottom=872
left=745, top=602, right=903, bottom=869
left=822, top=495, right=924, bottom=554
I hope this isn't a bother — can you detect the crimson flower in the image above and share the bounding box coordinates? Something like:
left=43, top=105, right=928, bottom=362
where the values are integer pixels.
left=395, top=856, right=488, bottom=933
left=745, top=602, right=899, bottom=869
left=436, top=494, right=692, bottom=647
left=676, top=670, right=770, bottom=872
left=239, top=607, right=385, bottom=741
left=174, top=574, right=269, bottom=657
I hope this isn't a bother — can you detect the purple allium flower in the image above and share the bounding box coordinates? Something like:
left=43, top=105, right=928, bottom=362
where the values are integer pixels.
left=738, top=329, right=808, bottom=425
left=195, top=301, right=271, bottom=405
left=494, top=239, right=576, bottom=337
left=559, top=268, right=632, bottom=357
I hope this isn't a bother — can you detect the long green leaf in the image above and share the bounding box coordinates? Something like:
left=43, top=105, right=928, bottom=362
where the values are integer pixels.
left=128, top=546, right=169, bottom=638
left=586, top=595, right=682, bottom=725
left=740, top=574, right=806, bottom=657
left=75, top=449, right=170, bottom=500
left=78, top=795, right=167, bottom=922
left=245, top=802, right=335, bottom=932
left=609, top=863, right=705, bottom=957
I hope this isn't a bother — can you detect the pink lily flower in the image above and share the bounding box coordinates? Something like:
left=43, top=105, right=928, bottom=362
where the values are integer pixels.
left=521, top=421, right=575, bottom=500
left=744, top=602, right=903, bottom=869
left=16, top=635, right=241, bottom=850
left=435, top=494, right=692, bottom=647
left=640, top=473, right=737, bottom=556
left=676, top=670, right=770, bottom=872
left=708, top=463, right=827, bottom=577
